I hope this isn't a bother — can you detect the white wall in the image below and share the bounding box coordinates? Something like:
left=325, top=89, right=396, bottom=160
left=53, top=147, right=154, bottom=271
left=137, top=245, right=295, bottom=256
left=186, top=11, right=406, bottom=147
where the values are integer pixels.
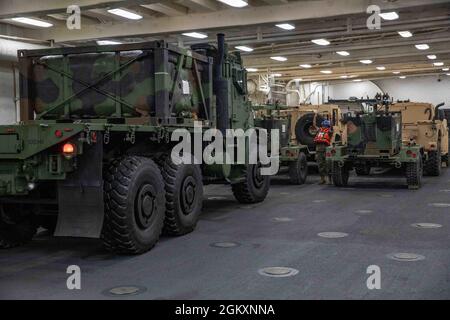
left=326, top=75, right=450, bottom=107
left=327, top=81, right=381, bottom=100
left=287, top=81, right=330, bottom=106
left=0, top=63, right=17, bottom=125
left=374, top=75, right=450, bottom=106
left=0, top=39, right=48, bottom=125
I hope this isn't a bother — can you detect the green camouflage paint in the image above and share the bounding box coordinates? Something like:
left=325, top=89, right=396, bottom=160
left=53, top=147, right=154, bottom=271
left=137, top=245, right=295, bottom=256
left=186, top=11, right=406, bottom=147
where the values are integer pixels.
left=0, top=39, right=255, bottom=196
left=344, top=112, right=402, bottom=156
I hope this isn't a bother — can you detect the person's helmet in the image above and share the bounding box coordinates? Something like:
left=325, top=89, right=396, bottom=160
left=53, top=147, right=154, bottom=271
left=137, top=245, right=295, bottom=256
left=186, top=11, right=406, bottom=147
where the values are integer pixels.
left=321, top=120, right=331, bottom=128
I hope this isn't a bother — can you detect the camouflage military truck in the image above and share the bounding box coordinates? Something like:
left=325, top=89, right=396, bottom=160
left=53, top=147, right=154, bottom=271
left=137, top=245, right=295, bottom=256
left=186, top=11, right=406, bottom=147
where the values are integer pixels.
left=327, top=95, right=423, bottom=189
left=0, top=34, right=270, bottom=254
left=389, top=102, right=449, bottom=176
left=253, top=104, right=309, bottom=184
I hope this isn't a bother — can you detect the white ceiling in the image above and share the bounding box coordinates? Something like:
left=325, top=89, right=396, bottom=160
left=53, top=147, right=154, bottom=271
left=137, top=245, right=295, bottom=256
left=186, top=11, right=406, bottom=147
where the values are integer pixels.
left=0, top=0, right=449, bottom=82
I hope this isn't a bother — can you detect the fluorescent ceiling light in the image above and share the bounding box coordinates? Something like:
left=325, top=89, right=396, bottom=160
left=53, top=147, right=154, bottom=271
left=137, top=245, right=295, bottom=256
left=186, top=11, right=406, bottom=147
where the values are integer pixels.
left=218, top=0, right=248, bottom=8
left=447, top=74, right=450, bottom=76
left=11, top=17, right=53, bottom=28
left=393, top=71, right=401, bottom=74
left=376, top=66, right=386, bottom=71
left=271, top=73, right=282, bottom=77
left=443, top=68, right=450, bottom=71
left=270, top=56, right=287, bottom=62
left=379, top=12, right=399, bottom=20
left=97, top=40, right=122, bottom=45
left=415, top=44, right=430, bottom=50
left=353, top=79, right=362, bottom=82
left=107, top=8, right=142, bottom=20
left=276, top=23, right=295, bottom=30
left=398, top=31, right=413, bottom=38
left=434, top=62, right=444, bottom=67
left=300, top=64, right=312, bottom=68
left=235, top=45, right=253, bottom=52
left=336, top=51, right=350, bottom=56
left=427, top=55, right=437, bottom=60
left=320, top=70, right=332, bottom=74
left=399, top=76, right=406, bottom=79
left=340, top=75, right=349, bottom=79
left=246, top=68, right=258, bottom=72
left=311, top=39, right=330, bottom=46
left=182, top=32, right=208, bottom=39
left=294, top=78, right=303, bottom=81
left=360, top=59, right=373, bottom=64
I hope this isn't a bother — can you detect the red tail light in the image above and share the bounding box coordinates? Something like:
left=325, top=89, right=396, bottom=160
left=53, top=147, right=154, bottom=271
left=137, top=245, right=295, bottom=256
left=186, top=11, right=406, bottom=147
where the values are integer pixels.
left=62, top=143, right=76, bottom=158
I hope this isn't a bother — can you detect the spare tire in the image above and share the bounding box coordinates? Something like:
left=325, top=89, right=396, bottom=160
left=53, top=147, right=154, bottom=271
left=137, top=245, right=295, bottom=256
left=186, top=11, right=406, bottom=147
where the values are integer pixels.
left=295, top=113, right=325, bottom=148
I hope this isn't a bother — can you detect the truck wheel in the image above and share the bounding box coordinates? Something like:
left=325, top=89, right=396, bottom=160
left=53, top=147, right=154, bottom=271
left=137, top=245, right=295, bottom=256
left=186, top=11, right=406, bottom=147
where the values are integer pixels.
left=332, top=162, right=349, bottom=187
left=424, top=150, right=441, bottom=176
left=0, top=204, right=37, bottom=249
left=406, top=156, right=423, bottom=190
left=232, top=164, right=270, bottom=204
left=295, top=113, right=325, bottom=148
left=289, top=152, right=308, bottom=185
left=355, top=165, right=371, bottom=176
left=102, top=156, right=166, bottom=254
left=161, top=156, right=203, bottom=236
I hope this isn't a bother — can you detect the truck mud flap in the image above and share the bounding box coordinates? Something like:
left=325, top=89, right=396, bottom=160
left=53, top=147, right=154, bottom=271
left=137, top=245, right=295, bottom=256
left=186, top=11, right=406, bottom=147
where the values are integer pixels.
left=55, top=139, right=104, bottom=238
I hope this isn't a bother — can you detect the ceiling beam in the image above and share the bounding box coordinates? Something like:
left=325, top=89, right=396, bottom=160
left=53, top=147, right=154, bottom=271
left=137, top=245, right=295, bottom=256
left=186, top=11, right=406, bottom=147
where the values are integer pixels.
left=141, top=3, right=189, bottom=16
left=249, top=65, right=448, bottom=82
left=0, top=0, right=160, bottom=19
left=260, top=0, right=289, bottom=4
left=177, top=0, right=221, bottom=12
left=218, top=18, right=450, bottom=47
left=244, top=34, right=450, bottom=62
left=21, top=0, right=450, bottom=42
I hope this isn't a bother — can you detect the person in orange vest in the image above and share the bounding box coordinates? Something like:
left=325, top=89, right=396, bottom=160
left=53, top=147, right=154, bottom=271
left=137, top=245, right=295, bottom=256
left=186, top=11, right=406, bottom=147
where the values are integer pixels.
left=314, top=119, right=332, bottom=184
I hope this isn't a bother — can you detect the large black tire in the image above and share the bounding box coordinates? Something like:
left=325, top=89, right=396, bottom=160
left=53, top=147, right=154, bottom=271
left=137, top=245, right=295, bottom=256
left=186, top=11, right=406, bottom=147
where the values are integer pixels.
left=406, top=155, right=423, bottom=190
left=161, top=156, right=203, bottom=236
left=355, top=165, right=371, bottom=176
left=101, top=156, right=166, bottom=254
left=295, top=113, right=325, bottom=148
left=289, top=152, right=308, bottom=185
left=232, top=164, right=270, bottom=204
left=332, top=162, right=349, bottom=187
left=0, top=204, right=37, bottom=249
left=424, top=150, right=441, bottom=176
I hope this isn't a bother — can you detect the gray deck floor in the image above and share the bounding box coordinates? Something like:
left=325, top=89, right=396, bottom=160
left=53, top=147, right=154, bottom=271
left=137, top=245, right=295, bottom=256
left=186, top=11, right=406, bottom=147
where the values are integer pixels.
left=1, top=167, right=450, bottom=300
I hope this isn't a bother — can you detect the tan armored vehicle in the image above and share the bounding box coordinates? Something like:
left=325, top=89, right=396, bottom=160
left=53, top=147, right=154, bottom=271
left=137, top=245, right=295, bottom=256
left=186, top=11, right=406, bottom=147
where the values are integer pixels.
left=281, top=104, right=347, bottom=157
left=390, top=102, right=449, bottom=176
